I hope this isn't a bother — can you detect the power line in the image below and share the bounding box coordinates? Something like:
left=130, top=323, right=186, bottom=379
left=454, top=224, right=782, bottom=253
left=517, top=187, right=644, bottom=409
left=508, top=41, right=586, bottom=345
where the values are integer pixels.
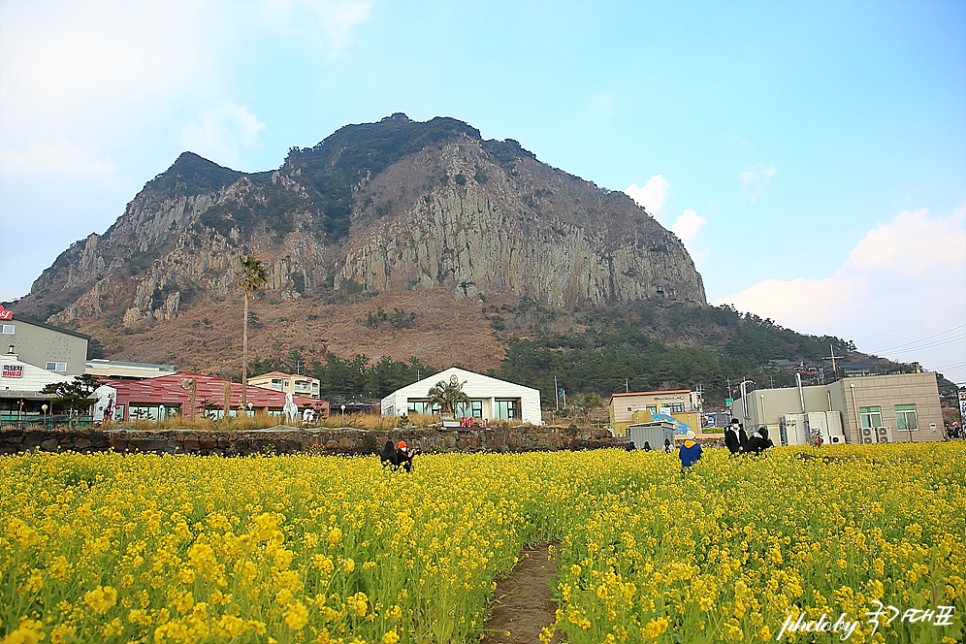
left=932, top=362, right=966, bottom=372
left=869, top=324, right=966, bottom=355
left=875, top=333, right=966, bottom=357
left=852, top=303, right=966, bottom=342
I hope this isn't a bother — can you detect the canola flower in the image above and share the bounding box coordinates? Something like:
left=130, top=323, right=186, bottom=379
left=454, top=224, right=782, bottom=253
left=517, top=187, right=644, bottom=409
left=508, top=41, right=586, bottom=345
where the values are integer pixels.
left=0, top=442, right=963, bottom=643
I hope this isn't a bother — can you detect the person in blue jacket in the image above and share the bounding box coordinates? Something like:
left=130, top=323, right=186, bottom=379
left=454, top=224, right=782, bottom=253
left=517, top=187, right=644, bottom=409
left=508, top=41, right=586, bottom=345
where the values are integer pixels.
left=679, top=429, right=703, bottom=473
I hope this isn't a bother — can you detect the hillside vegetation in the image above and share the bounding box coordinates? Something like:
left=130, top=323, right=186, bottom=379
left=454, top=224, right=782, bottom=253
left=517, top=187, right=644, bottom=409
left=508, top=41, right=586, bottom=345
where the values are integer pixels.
left=238, top=299, right=932, bottom=409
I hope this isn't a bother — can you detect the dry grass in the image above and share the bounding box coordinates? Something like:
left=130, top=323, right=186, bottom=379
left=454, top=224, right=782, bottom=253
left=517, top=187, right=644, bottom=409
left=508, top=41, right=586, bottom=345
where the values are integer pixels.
left=102, top=412, right=444, bottom=432
left=12, top=412, right=540, bottom=432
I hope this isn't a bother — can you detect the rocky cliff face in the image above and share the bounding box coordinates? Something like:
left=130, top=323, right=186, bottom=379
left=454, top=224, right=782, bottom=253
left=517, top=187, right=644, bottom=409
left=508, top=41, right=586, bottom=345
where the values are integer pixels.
left=11, top=114, right=706, bottom=369
left=335, top=136, right=704, bottom=308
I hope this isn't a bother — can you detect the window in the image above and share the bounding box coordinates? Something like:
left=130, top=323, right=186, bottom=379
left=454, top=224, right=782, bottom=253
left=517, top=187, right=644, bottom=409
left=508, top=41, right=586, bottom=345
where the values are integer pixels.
left=129, top=405, right=161, bottom=421
left=646, top=405, right=658, bottom=414
left=667, top=403, right=685, bottom=413
left=859, top=406, right=882, bottom=429
left=46, top=362, right=68, bottom=373
left=0, top=324, right=13, bottom=334
left=455, top=400, right=483, bottom=419
left=493, top=399, right=519, bottom=421
left=895, top=404, right=918, bottom=431
left=129, top=404, right=180, bottom=421
left=408, top=401, right=438, bottom=415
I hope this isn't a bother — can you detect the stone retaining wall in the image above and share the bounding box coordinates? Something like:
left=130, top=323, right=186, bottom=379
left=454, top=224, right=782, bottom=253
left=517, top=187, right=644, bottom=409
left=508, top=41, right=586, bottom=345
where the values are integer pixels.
left=0, top=425, right=629, bottom=457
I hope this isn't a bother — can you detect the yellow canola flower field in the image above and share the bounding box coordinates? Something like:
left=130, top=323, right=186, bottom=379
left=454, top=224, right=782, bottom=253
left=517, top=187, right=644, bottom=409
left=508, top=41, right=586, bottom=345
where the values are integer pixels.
left=1, top=442, right=963, bottom=643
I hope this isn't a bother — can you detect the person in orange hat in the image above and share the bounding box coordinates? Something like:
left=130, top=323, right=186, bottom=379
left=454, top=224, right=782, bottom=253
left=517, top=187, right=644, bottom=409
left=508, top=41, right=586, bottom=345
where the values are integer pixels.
left=396, top=440, right=414, bottom=473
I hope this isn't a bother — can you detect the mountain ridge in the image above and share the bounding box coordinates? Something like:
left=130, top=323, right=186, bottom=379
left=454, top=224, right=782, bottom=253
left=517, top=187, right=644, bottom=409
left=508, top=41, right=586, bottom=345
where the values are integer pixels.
left=11, top=114, right=705, bottom=376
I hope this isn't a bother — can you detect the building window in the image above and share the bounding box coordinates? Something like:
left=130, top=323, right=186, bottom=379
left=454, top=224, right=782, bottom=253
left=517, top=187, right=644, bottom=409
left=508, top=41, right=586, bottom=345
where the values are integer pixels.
left=493, top=399, right=519, bottom=421
left=129, top=404, right=180, bottom=421
left=46, top=362, right=68, bottom=373
left=0, top=325, right=13, bottom=334
left=455, top=400, right=483, bottom=419
left=408, top=400, right=438, bottom=415
left=646, top=405, right=658, bottom=414
left=667, top=403, right=685, bottom=413
left=129, top=405, right=161, bottom=421
left=895, top=404, right=918, bottom=431
left=859, top=406, right=882, bottom=429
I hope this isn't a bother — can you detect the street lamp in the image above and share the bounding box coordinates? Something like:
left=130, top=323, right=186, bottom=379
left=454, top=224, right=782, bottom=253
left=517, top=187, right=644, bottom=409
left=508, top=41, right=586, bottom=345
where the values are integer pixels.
left=738, top=380, right=755, bottom=420
left=340, top=404, right=345, bottom=424
left=41, top=404, right=48, bottom=429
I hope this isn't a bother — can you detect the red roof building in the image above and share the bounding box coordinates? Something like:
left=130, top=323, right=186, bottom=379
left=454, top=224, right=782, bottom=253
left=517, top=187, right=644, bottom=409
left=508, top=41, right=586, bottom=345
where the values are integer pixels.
left=102, top=372, right=328, bottom=422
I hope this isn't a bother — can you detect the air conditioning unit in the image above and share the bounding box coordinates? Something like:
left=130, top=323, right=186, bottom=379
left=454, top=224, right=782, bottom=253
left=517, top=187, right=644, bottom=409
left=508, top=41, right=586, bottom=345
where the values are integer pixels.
left=876, top=427, right=891, bottom=443
left=860, top=426, right=876, bottom=444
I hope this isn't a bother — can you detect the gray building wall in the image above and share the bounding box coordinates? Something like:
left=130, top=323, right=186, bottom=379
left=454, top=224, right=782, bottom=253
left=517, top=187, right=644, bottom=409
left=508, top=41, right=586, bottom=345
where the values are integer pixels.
left=733, top=373, right=944, bottom=444
left=833, top=373, right=944, bottom=443
left=1, top=317, right=89, bottom=376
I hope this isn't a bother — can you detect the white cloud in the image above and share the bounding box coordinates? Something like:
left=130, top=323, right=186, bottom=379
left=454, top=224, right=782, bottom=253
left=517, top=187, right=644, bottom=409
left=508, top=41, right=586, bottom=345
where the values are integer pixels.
left=257, top=0, right=372, bottom=57
left=716, top=275, right=866, bottom=331
left=625, top=175, right=671, bottom=216
left=740, top=164, right=776, bottom=203
left=846, top=206, right=966, bottom=277
left=0, top=141, right=117, bottom=181
left=0, top=1, right=210, bottom=135
left=179, top=105, right=267, bottom=168
left=714, top=205, right=966, bottom=380
left=626, top=177, right=706, bottom=266
left=670, top=208, right=707, bottom=245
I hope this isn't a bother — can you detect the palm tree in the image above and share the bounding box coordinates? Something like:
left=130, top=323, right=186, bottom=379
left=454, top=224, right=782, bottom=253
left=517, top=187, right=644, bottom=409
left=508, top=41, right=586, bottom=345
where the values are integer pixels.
left=237, top=255, right=268, bottom=411
left=427, top=377, right=470, bottom=418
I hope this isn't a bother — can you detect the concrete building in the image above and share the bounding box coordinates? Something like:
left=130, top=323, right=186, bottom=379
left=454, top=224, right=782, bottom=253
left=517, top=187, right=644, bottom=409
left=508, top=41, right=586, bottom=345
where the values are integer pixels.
left=731, top=372, right=944, bottom=445
left=248, top=371, right=322, bottom=399
left=609, top=389, right=704, bottom=436
left=0, top=306, right=89, bottom=375
left=381, top=367, right=542, bottom=425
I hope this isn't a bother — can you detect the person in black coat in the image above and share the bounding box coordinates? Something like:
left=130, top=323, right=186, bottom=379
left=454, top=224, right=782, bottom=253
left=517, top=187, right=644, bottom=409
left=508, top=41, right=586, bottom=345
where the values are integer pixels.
left=380, top=439, right=400, bottom=469
left=745, top=427, right=775, bottom=455
left=724, top=418, right=743, bottom=454
left=380, top=440, right=415, bottom=472
left=738, top=423, right=749, bottom=452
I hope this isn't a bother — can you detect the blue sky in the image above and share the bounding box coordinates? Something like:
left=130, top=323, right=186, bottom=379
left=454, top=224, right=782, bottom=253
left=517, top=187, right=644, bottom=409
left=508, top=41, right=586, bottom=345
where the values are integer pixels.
left=1, top=0, right=964, bottom=386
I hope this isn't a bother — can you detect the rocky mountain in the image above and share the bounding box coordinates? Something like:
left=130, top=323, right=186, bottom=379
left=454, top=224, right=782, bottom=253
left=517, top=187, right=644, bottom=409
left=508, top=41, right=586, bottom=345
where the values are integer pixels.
left=11, top=114, right=706, bottom=373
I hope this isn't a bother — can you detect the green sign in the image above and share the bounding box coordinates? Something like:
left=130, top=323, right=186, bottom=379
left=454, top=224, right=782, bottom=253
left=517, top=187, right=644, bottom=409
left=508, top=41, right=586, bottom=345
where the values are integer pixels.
left=725, top=397, right=734, bottom=407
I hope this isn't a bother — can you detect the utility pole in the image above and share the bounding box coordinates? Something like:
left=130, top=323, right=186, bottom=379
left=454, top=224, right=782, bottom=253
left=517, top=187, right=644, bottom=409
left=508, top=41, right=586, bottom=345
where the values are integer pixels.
left=625, top=378, right=629, bottom=393
left=825, top=344, right=841, bottom=381
left=554, top=375, right=559, bottom=411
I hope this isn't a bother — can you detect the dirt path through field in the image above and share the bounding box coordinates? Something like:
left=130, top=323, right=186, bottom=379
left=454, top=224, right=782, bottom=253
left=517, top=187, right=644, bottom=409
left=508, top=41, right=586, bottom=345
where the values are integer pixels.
left=481, top=543, right=563, bottom=644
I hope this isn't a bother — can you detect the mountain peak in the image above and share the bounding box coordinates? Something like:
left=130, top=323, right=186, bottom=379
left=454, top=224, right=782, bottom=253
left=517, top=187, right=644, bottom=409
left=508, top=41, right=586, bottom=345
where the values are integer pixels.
left=145, top=151, right=245, bottom=195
